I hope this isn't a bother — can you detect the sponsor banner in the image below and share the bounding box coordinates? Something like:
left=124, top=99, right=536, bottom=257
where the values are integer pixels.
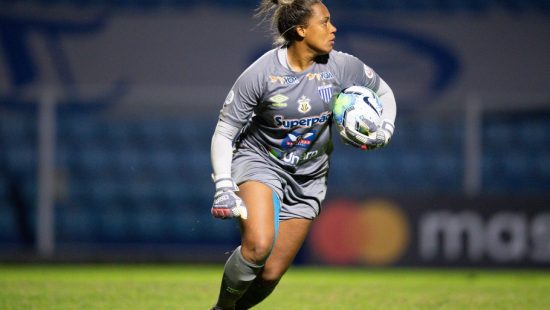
left=307, top=195, right=550, bottom=267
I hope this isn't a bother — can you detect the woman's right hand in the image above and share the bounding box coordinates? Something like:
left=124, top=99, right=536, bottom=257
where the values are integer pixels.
left=211, top=190, right=248, bottom=220
left=211, top=177, right=248, bottom=220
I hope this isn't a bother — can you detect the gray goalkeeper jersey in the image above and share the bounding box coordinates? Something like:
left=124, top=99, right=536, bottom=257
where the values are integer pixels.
left=219, top=47, right=380, bottom=177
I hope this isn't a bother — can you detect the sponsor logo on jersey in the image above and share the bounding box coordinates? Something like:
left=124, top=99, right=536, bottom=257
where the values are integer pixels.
left=317, top=84, right=333, bottom=103
left=273, top=111, right=331, bottom=129
left=269, top=75, right=299, bottom=85
left=269, top=94, right=288, bottom=108
left=268, top=148, right=320, bottom=165
left=297, top=95, right=312, bottom=113
left=281, top=130, right=317, bottom=149
left=282, top=150, right=319, bottom=165
left=306, top=71, right=335, bottom=81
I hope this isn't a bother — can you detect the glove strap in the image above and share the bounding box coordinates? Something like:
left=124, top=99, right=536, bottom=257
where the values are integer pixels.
left=213, top=175, right=239, bottom=192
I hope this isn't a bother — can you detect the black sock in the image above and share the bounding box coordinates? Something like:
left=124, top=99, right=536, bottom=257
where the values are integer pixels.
left=235, top=277, right=280, bottom=309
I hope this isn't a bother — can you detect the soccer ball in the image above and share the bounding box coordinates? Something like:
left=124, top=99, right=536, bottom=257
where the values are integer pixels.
left=332, top=86, right=383, bottom=137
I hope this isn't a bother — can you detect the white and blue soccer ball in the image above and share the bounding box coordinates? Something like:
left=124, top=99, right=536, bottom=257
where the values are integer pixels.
left=332, top=85, right=383, bottom=136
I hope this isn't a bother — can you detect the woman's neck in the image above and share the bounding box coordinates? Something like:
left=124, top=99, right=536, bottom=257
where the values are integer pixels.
left=286, top=44, right=316, bottom=72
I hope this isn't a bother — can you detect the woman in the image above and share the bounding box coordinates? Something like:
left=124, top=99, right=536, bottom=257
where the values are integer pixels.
left=210, top=0, right=396, bottom=308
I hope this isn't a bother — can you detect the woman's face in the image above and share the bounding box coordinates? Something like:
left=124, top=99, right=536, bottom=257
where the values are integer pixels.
left=301, top=3, right=337, bottom=55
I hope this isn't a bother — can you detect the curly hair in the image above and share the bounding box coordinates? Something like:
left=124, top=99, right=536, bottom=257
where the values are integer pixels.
left=256, top=0, right=323, bottom=46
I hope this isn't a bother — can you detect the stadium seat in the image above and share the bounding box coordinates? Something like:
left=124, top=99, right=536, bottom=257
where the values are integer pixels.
left=0, top=204, right=17, bottom=242
left=2, top=107, right=550, bottom=246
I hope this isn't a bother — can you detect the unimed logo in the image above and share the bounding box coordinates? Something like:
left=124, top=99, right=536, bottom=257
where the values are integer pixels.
left=419, top=211, right=550, bottom=263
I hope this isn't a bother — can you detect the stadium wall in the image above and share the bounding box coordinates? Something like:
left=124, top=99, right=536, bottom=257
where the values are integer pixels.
left=1, top=5, right=549, bottom=112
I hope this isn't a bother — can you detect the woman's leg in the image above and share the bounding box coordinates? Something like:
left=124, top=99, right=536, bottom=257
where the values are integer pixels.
left=235, top=217, right=313, bottom=309
left=214, top=181, right=276, bottom=309
left=238, top=181, right=277, bottom=265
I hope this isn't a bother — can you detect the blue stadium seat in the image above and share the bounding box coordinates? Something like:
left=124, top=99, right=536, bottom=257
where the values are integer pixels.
left=94, top=204, right=131, bottom=241
left=57, top=205, right=96, bottom=242
left=61, top=116, right=98, bottom=147
left=148, top=149, right=179, bottom=177
left=124, top=204, right=167, bottom=241
left=0, top=204, right=17, bottom=242
left=533, top=152, right=550, bottom=190
left=4, top=107, right=550, bottom=246
left=432, top=152, right=462, bottom=189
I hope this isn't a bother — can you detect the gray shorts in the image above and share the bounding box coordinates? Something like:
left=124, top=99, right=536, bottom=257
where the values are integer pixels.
left=231, top=149, right=327, bottom=220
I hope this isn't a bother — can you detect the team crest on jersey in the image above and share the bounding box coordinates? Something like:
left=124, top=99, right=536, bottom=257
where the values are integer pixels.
left=317, top=84, right=333, bottom=103
left=269, top=94, right=288, bottom=108
left=297, top=95, right=311, bottom=113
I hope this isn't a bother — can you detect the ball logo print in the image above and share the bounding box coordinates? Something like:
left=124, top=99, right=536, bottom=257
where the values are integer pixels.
left=332, top=86, right=383, bottom=138
left=309, top=199, right=410, bottom=266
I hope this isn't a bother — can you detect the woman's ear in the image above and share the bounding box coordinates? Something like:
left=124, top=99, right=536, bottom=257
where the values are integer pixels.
left=296, top=25, right=307, bottom=38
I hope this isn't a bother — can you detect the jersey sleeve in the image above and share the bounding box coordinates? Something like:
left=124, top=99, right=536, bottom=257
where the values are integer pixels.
left=218, top=64, right=264, bottom=128
left=336, top=52, right=381, bottom=92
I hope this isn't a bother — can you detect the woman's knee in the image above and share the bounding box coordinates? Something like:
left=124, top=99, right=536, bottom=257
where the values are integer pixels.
left=258, top=264, right=286, bottom=283
left=241, top=236, right=274, bottom=265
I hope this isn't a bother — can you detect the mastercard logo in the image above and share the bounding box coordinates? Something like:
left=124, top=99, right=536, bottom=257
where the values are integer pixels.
left=309, top=199, right=410, bottom=266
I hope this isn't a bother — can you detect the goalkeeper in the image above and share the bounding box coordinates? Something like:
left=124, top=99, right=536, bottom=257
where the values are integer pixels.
left=210, top=0, right=396, bottom=308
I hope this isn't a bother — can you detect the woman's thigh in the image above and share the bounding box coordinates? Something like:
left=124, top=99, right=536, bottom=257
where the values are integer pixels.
left=260, top=218, right=313, bottom=282
left=237, top=181, right=276, bottom=264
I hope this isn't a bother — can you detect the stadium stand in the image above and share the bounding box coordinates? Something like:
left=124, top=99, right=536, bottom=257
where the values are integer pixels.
left=1, top=109, right=549, bottom=244
left=0, top=0, right=548, bottom=249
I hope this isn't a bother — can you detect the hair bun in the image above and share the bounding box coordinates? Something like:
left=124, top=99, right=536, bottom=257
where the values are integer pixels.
left=275, top=0, right=294, bottom=5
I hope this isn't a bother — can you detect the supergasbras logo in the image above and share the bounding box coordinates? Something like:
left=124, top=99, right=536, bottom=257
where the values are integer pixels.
left=273, top=111, right=331, bottom=129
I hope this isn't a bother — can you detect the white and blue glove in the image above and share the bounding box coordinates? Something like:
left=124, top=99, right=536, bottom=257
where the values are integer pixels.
left=211, top=177, right=248, bottom=220
left=340, top=119, right=395, bottom=150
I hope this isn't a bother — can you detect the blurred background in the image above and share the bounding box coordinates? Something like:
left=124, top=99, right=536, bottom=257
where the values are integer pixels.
left=0, top=0, right=549, bottom=268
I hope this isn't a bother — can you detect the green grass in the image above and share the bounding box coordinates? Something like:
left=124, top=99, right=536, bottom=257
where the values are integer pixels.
left=1, top=265, right=549, bottom=309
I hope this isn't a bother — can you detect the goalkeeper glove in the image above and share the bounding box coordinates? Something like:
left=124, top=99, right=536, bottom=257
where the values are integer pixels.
left=340, top=119, right=395, bottom=150
left=211, top=176, right=248, bottom=220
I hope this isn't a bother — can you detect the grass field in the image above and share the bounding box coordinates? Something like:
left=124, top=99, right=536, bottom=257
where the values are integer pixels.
left=1, top=264, right=549, bottom=309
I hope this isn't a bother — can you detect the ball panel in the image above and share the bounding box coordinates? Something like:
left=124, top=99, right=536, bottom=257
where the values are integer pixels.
left=332, top=86, right=383, bottom=137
